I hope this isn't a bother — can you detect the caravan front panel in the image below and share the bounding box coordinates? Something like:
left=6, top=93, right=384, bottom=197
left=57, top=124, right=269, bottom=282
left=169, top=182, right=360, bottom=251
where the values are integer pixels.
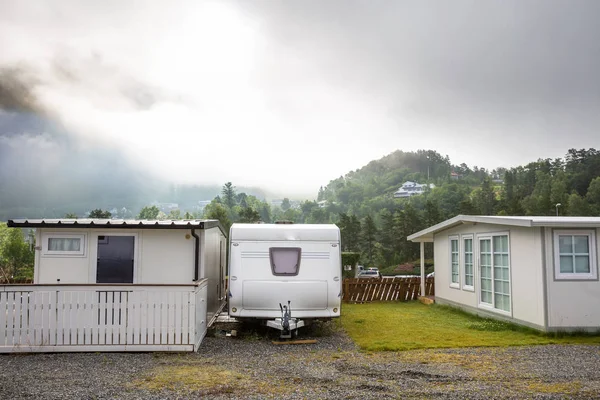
left=228, top=224, right=341, bottom=320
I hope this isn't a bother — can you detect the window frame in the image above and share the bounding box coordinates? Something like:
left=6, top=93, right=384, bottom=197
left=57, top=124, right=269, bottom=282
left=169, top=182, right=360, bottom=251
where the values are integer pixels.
left=477, top=231, right=511, bottom=316
left=553, top=229, right=598, bottom=281
left=41, top=232, right=86, bottom=257
left=269, top=247, right=302, bottom=277
left=449, top=235, right=460, bottom=289
left=462, top=234, right=475, bottom=291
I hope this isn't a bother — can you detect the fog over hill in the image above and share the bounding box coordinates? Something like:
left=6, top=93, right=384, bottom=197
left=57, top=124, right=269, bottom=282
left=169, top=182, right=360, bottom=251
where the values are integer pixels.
left=0, top=111, right=270, bottom=220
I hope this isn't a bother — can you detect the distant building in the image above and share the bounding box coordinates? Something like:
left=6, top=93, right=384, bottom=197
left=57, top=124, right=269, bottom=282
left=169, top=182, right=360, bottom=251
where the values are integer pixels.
left=151, top=202, right=179, bottom=212
left=450, top=171, right=463, bottom=180
left=394, top=181, right=435, bottom=198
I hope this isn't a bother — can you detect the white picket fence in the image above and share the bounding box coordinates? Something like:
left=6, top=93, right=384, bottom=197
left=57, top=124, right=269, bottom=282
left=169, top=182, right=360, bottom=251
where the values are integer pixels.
left=0, top=281, right=208, bottom=353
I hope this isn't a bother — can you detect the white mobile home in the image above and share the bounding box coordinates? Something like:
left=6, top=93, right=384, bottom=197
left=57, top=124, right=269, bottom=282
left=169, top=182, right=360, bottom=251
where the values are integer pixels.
left=228, top=223, right=341, bottom=336
left=1, top=219, right=227, bottom=352
left=408, top=216, right=600, bottom=332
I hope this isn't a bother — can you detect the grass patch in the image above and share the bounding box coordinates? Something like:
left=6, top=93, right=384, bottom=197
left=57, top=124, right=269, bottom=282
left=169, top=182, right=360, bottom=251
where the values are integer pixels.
left=132, top=364, right=244, bottom=393
left=341, top=301, right=600, bottom=351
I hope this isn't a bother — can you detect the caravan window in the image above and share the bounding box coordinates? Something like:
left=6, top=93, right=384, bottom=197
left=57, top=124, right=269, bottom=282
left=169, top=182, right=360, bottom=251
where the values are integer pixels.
left=270, top=247, right=301, bottom=276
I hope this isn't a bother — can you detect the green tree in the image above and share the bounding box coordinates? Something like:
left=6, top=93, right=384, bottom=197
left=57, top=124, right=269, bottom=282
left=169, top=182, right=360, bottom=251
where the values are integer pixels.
left=567, top=193, right=591, bottom=216
left=361, top=215, right=378, bottom=266
left=137, top=205, right=160, bottom=219
left=257, top=201, right=272, bottom=223
left=281, top=198, right=291, bottom=211
left=88, top=209, right=112, bottom=218
left=64, top=213, right=78, bottom=219
left=586, top=177, right=600, bottom=215
left=222, top=182, right=236, bottom=209
left=475, top=177, right=497, bottom=215
left=204, top=203, right=232, bottom=232
left=167, top=209, right=182, bottom=220
left=0, top=224, right=34, bottom=283
left=378, top=209, right=398, bottom=266
left=423, top=200, right=442, bottom=226
left=238, top=207, right=261, bottom=223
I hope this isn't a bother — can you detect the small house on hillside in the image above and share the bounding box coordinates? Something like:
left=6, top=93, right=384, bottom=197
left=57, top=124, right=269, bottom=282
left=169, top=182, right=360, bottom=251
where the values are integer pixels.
left=394, top=181, right=435, bottom=198
left=1, top=219, right=227, bottom=353
left=408, top=215, right=600, bottom=332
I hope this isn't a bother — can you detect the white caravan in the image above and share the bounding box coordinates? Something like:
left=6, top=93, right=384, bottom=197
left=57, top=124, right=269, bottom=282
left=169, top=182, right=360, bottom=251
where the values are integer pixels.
left=228, top=223, right=342, bottom=337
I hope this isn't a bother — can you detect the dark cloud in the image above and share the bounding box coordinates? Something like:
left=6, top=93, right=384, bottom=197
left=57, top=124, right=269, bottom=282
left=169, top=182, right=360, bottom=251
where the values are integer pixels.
left=235, top=0, right=600, bottom=155
left=0, top=67, right=41, bottom=113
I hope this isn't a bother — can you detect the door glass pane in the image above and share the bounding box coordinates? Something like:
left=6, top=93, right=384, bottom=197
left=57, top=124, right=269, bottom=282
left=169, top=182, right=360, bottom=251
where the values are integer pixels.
left=573, top=236, right=589, bottom=253
left=574, top=255, right=590, bottom=273
left=493, top=236, right=508, bottom=253
left=465, top=239, right=472, bottom=252
left=96, top=236, right=135, bottom=284
left=559, top=255, right=573, bottom=273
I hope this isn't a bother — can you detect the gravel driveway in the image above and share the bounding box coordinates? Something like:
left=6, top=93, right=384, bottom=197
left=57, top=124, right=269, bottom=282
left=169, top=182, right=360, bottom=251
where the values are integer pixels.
left=1, top=320, right=600, bottom=399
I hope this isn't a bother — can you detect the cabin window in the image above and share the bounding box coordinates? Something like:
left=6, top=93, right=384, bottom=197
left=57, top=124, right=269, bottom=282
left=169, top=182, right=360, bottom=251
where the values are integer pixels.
left=478, top=234, right=511, bottom=313
left=554, top=230, right=597, bottom=280
left=42, top=233, right=86, bottom=256
left=449, top=236, right=459, bottom=288
left=270, top=247, right=301, bottom=276
left=462, top=235, right=474, bottom=290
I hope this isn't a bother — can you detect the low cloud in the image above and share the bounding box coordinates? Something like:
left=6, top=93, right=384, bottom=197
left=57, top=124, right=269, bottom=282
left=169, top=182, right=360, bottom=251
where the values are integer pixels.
left=1, top=1, right=599, bottom=198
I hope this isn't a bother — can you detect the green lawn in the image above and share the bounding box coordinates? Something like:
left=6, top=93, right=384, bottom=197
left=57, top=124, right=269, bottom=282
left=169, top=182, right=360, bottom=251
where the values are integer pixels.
left=341, top=302, right=600, bottom=351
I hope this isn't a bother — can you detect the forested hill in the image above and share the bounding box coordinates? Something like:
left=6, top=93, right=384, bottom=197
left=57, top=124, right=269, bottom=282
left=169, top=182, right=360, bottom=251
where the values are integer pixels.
left=315, top=148, right=600, bottom=270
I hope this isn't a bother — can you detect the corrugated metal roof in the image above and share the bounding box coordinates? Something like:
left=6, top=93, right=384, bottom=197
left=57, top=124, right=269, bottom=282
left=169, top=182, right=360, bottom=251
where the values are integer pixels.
left=7, top=218, right=224, bottom=232
left=230, top=223, right=340, bottom=242
left=407, top=215, right=600, bottom=242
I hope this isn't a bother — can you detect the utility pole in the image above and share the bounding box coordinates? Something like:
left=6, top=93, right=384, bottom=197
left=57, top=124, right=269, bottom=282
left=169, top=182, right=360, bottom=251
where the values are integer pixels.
left=427, top=155, right=430, bottom=181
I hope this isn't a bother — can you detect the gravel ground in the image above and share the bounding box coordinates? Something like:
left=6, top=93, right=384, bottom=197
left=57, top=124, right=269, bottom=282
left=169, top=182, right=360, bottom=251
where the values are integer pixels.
left=1, top=320, right=600, bottom=399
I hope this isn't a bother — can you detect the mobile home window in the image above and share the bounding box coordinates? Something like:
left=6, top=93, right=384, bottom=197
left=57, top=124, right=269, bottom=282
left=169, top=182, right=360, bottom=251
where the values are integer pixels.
left=270, top=247, right=301, bottom=276
left=463, top=236, right=474, bottom=290
left=449, top=237, right=459, bottom=287
left=554, top=230, right=597, bottom=280
left=42, top=233, right=86, bottom=256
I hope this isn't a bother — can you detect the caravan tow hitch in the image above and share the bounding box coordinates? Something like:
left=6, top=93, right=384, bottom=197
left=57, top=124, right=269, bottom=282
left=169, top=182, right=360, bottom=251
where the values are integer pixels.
left=266, top=301, right=305, bottom=339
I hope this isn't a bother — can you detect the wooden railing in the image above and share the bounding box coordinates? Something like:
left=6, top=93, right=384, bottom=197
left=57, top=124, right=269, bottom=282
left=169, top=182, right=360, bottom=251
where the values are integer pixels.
left=343, top=277, right=434, bottom=303
left=0, top=282, right=208, bottom=353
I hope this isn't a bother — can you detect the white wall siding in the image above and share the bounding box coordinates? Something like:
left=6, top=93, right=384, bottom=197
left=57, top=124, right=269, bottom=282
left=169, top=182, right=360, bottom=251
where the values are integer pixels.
left=36, top=228, right=195, bottom=285
left=138, top=230, right=195, bottom=284
left=434, top=223, right=545, bottom=328
left=545, top=227, right=600, bottom=329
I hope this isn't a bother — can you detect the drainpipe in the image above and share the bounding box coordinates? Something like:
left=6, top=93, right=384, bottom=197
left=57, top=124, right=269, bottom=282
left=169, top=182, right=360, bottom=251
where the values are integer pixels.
left=191, top=229, right=200, bottom=281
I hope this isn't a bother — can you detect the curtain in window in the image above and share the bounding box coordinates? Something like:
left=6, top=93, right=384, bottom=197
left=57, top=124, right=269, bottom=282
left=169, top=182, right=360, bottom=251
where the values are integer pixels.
left=48, top=238, right=81, bottom=252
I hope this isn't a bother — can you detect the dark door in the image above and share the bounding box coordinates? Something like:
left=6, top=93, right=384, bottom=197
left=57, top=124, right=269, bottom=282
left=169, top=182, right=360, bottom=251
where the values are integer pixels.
left=96, top=236, right=135, bottom=283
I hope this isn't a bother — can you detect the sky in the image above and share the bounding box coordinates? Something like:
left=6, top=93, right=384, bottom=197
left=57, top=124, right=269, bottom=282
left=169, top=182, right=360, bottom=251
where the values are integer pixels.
left=1, top=0, right=599, bottom=198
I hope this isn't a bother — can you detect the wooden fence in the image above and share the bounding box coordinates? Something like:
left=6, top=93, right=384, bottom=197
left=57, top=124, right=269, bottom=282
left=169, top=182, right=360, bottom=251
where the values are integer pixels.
left=343, top=277, right=434, bottom=303
left=0, top=282, right=208, bottom=353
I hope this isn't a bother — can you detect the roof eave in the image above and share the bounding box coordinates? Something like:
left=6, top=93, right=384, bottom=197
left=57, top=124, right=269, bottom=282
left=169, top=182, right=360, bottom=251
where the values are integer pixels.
left=407, top=215, right=534, bottom=242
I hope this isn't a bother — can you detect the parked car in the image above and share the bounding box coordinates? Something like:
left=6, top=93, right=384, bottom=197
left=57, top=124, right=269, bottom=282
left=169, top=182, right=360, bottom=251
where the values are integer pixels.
left=357, top=270, right=381, bottom=279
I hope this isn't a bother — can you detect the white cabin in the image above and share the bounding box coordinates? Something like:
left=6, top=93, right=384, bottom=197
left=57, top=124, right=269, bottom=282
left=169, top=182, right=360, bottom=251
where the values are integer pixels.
left=408, top=215, right=600, bottom=332
left=228, top=223, right=342, bottom=324
left=2, top=218, right=227, bottom=353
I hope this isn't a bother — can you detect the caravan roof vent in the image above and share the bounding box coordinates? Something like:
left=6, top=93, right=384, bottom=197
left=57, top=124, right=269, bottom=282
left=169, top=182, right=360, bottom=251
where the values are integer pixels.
left=274, top=220, right=294, bottom=224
